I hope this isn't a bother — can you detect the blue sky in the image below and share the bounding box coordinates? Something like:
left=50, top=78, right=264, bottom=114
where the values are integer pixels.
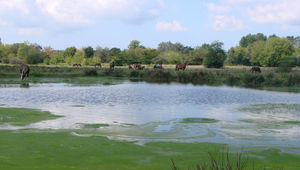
left=0, top=0, right=299, bottom=50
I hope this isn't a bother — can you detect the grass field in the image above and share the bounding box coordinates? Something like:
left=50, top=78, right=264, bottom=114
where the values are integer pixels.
left=1, top=107, right=300, bottom=169
left=1, top=64, right=300, bottom=92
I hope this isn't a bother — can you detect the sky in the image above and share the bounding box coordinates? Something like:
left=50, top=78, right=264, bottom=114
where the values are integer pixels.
left=0, top=0, right=300, bottom=50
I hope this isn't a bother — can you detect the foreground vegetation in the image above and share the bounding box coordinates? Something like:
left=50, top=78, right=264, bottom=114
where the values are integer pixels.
left=1, top=64, right=300, bottom=92
left=0, top=107, right=300, bottom=169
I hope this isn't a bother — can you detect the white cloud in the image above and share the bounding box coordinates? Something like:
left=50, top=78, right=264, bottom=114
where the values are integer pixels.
left=0, top=0, right=29, bottom=14
left=213, top=15, right=246, bottom=31
left=247, top=0, right=300, bottom=25
left=17, top=27, right=45, bottom=35
left=155, top=20, right=187, bottom=32
left=207, top=0, right=300, bottom=30
left=35, top=0, right=164, bottom=24
left=207, top=2, right=231, bottom=13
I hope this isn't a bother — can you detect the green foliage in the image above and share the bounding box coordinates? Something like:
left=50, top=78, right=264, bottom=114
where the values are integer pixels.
left=203, top=41, right=226, bottom=68
left=277, top=56, right=300, bottom=73
left=263, top=37, right=294, bottom=66
left=248, top=41, right=266, bottom=66
left=227, top=46, right=250, bottom=65
left=50, top=51, right=64, bottom=65
left=63, top=46, right=77, bottom=57
left=17, top=42, right=42, bottom=64
left=239, top=33, right=267, bottom=47
left=190, top=46, right=208, bottom=65
left=128, top=40, right=143, bottom=49
left=83, top=46, right=94, bottom=58
left=95, top=46, right=110, bottom=63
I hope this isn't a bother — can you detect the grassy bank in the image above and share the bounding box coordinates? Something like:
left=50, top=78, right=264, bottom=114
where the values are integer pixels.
left=1, top=64, right=300, bottom=92
left=1, top=107, right=300, bottom=169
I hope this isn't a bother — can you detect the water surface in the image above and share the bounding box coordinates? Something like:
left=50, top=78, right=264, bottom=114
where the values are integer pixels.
left=0, top=81, right=300, bottom=150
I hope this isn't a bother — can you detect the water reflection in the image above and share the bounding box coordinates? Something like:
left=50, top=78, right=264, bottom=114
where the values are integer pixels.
left=0, top=82, right=300, bottom=149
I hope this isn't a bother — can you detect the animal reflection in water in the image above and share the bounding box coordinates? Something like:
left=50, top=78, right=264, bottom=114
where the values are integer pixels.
left=20, top=82, right=29, bottom=88
left=20, top=64, right=30, bottom=80
left=175, top=62, right=187, bottom=71
left=250, top=66, right=261, bottom=73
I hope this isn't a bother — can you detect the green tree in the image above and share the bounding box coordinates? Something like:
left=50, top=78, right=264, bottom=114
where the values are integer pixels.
left=248, top=41, right=266, bottom=66
left=50, top=51, right=64, bottom=65
left=63, top=46, right=77, bottom=57
left=95, top=46, right=110, bottom=63
left=287, top=36, right=300, bottom=47
left=142, top=48, right=158, bottom=64
left=128, top=40, right=143, bottom=49
left=190, top=46, right=208, bottom=65
left=239, top=33, right=267, bottom=48
left=17, top=42, right=42, bottom=64
left=227, top=46, right=250, bottom=65
left=203, top=41, right=226, bottom=68
left=83, top=46, right=94, bottom=58
left=263, top=37, right=294, bottom=66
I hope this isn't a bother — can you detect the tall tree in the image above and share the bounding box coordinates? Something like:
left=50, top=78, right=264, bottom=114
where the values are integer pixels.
left=83, top=46, right=94, bottom=58
left=227, top=46, right=250, bottom=65
left=263, top=37, right=294, bottom=66
left=63, top=46, right=77, bottom=57
left=239, top=33, right=267, bottom=48
left=203, top=41, right=226, bottom=68
left=128, top=40, right=142, bottom=49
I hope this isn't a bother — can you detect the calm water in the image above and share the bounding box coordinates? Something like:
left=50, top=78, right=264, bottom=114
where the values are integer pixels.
left=1, top=81, right=300, bottom=150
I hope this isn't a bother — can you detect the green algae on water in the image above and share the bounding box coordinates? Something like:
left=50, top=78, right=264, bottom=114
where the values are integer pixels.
left=0, top=107, right=62, bottom=126
left=180, top=118, right=219, bottom=124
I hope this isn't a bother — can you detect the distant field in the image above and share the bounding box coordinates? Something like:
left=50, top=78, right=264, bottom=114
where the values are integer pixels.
left=1, top=64, right=300, bottom=92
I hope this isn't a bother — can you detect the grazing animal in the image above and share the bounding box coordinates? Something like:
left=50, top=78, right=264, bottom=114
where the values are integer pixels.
left=128, top=64, right=133, bottom=70
left=20, top=64, right=30, bottom=80
left=94, top=63, right=102, bottom=68
left=73, top=63, right=81, bottom=67
left=250, top=66, right=261, bottom=73
left=137, top=65, right=145, bottom=70
left=110, top=62, right=115, bottom=70
left=153, top=64, right=163, bottom=69
left=175, top=62, right=187, bottom=71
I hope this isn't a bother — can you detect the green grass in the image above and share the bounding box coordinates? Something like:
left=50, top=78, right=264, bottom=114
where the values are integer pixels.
left=0, top=107, right=300, bottom=169
left=0, top=108, right=62, bottom=126
left=1, top=65, right=300, bottom=92
left=180, top=118, right=219, bottom=123
left=82, top=123, right=110, bottom=128
left=71, top=105, right=85, bottom=107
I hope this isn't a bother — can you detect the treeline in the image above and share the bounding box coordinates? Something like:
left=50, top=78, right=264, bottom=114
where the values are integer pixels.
left=0, top=34, right=299, bottom=68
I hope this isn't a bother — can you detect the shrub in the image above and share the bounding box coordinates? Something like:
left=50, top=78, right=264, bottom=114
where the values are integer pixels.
left=84, top=69, right=98, bottom=76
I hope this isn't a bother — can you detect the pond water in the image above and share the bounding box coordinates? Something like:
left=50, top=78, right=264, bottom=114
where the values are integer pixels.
left=1, top=81, right=300, bottom=150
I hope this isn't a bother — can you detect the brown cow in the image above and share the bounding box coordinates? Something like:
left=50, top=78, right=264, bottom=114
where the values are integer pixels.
left=94, top=63, right=102, bottom=68
left=175, top=62, right=187, bottom=71
left=250, top=66, right=261, bottom=73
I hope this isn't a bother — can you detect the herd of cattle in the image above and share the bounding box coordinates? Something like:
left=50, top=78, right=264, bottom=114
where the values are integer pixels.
left=19, top=63, right=262, bottom=80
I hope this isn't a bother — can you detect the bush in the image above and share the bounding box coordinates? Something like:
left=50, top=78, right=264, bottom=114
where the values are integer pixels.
left=8, top=57, right=22, bottom=64
left=277, top=56, right=298, bottom=73
left=203, top=41, right=226, bottom=68
left=84, top=69, right=98, bottom=76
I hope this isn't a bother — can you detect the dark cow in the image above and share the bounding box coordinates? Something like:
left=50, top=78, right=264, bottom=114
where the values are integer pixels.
left=20, top=64, right=30, bottom=80
left=110, top=62, right=115, bottom=70
left=94, top=63, right=102, bottom=68
left=73, top=63, right=81, bottom=67
left=137, top=65, right=145, bottom=70
left=175, top=62, right=187, bottom=71
left=153, top=64, right=163, bottom=69
left=250, top=66, right=261, bottom=73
